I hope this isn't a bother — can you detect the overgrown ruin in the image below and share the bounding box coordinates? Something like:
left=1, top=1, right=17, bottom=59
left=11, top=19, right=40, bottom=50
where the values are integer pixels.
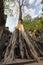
left=0, top=0, right=43, bottom=64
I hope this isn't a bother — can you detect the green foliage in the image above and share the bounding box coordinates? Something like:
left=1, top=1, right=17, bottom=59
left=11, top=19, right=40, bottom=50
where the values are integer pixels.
left=3, top=0, right=13, bottom=16
left=23, top=17, right=43, bottom=31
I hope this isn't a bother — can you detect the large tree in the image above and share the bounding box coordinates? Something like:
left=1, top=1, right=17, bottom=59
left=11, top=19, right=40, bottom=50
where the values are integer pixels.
left=3, top=0, right=43, bottom=64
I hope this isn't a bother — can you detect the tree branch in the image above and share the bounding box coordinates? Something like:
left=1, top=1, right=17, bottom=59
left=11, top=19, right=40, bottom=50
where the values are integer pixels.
left=21, top=0, right=24, bottom=7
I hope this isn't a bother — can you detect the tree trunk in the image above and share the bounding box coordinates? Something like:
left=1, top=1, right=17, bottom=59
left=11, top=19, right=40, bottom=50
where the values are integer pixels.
left=18, top=0, right=23, bottom=24
left=4, top=25, right=40, bottom=64
left=21, top=30, right=39, bottom=61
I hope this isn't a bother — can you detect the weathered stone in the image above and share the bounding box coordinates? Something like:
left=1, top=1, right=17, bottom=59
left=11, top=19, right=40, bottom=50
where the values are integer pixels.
left=0, top=27, right=12, bottom=61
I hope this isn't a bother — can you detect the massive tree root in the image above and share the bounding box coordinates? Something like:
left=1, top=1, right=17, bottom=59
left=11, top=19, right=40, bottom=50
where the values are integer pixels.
left=26, top=30, right=43, bottom=56
left=4, top=24, right=40, bottom=64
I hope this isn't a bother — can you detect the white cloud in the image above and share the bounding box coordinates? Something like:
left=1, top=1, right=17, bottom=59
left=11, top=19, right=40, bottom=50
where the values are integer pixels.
left=6, top=16, right=17, bottom=32
left=29, top=0, right=35, bottom=4
left=23, top=7, right=35, bottom=18
left=35, top=0, right=41, bottom=6
left=39, top=9, right=42, bottom=14
left=28, top=8, right=42, bottom=18
left=28, top=8, right=41, bottom=18
left=29, top=8, right=35, bottom=14
left=28, top=8, right=36, bottom=18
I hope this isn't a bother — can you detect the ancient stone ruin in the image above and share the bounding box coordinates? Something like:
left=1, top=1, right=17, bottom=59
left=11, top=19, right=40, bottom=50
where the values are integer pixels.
left=0, top=0, right=43, bottom=64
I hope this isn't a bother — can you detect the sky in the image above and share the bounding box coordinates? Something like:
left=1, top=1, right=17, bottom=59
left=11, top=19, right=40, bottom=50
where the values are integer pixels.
left=6, top=0, right=42, bottom=32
